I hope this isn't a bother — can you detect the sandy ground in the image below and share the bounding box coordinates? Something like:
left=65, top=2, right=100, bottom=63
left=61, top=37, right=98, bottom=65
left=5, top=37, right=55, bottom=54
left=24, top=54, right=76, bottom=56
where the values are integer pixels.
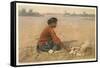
left=18, top=15, right=96, bottom=63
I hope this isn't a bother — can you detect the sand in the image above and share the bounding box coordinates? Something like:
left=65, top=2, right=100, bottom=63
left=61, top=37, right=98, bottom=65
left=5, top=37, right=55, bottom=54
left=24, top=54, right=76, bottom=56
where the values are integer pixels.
left=18, top=15, right=96, bottom=63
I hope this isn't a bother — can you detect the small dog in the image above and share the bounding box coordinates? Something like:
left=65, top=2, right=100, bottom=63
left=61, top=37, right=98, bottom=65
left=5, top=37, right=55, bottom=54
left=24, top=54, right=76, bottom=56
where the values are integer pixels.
left=69, top=40, right=92, bottom=56
left=69, top=47, right=81, bottom=56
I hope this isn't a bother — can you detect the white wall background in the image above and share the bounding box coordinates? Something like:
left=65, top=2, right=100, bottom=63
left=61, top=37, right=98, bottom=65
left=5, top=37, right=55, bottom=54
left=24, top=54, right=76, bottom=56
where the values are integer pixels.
left=0, top=0, right=99, bottom=68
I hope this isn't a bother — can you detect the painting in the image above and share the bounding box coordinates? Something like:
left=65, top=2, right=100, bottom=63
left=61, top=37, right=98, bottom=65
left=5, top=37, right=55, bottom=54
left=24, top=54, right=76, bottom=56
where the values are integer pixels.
left=11, top=1, right=98, bottom=67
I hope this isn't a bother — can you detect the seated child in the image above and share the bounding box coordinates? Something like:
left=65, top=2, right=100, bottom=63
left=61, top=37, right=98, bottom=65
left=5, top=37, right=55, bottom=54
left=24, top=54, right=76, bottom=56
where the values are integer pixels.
left=37, top=17, right=64, bottom=53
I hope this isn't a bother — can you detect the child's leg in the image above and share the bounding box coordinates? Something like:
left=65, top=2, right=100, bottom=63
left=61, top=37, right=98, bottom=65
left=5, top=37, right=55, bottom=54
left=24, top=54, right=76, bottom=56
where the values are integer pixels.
left=37, top=44, right=51, bottom=52
left=47, top=40, right=61, bottom=51
left=52, top=44, right=61, bottom=51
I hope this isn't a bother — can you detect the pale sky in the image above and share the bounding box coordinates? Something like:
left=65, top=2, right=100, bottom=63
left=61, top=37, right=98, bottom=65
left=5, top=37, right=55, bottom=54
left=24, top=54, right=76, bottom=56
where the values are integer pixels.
left=17, top=3, right=96, bottom=14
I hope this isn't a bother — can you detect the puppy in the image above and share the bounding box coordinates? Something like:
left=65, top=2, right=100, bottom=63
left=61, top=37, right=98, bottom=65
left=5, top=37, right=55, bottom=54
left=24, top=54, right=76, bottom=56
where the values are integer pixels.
left=69, top=40, right=91, bottom=56
left=69, top=47, right=81, bottom=56
left=80, top=41, right=91, bottom=56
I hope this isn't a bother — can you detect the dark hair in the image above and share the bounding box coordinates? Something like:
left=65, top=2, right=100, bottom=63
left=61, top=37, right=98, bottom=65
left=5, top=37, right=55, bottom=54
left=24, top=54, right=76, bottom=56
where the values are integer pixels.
left=47, top=17, right=58, bottom=25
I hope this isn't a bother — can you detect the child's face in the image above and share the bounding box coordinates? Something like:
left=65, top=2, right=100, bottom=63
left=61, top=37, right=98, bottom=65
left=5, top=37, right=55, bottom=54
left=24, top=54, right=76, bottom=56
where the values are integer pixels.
left=49, top=23, right=57, bottom=28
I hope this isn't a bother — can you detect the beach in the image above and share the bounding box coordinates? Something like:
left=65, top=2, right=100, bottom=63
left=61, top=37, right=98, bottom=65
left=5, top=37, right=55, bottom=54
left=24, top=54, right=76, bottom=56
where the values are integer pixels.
left=18, top=15, right=96, bottom=63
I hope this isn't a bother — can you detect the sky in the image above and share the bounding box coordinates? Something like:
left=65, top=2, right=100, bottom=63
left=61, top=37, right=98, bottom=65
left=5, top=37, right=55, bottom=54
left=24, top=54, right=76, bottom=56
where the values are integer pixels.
left=17, top=3, right=96, bottom=14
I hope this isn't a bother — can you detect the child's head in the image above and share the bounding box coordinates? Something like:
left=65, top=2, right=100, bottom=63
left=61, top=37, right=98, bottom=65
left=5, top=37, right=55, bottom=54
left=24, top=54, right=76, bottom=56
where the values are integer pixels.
left=47, top=17, right=58, bottom=28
